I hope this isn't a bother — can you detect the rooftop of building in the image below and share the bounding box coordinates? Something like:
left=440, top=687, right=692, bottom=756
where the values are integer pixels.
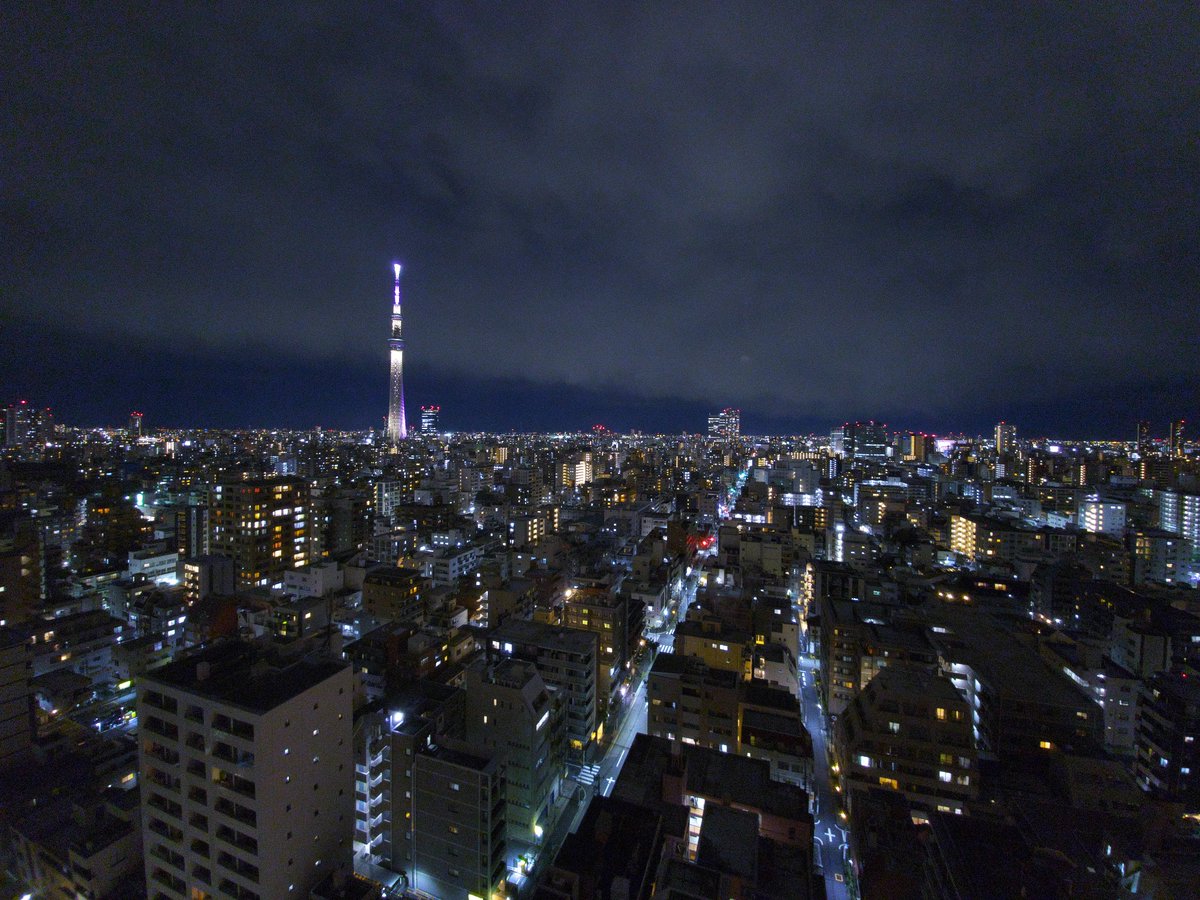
left=741, top=677, right=802, bottom=713
left=490, top=617, right=599, bottom=653
left=419, top=737, right=499, bottom=774
left=142, top=640, right=348, bottom=713
left=863, top=620, right=935, bottom=655
left=544, top=794, right=676, bottom=900
left=862, top=663, right=966, bottom=707
left=362, top=565, right=424, bottom=585
left=615, top=733, right=810, bottom=822
left=926, top=605, right=1097, bottom=709
left=649, top=652, right=741, bottom=688
left=697, top=804, right=759, bottom=882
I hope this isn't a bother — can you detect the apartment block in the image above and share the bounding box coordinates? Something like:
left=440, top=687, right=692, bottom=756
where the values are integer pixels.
left=834, top=666, right=977, bottom=816
left=410, top=740, right=508, bottom=899
left=137, top=642, right=353, bottom=899
left=488, top=619, right=599, bottom=758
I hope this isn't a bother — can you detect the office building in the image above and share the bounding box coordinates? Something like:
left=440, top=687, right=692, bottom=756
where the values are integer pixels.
left=137, top=642, right=354, bottom=899
left=420, top=405, right=440, bottom=435
left=707, top=408, right=741, bottom=439
left=129, top=411, right=144, bottom=438
left=386, top=263, right=408, bottom=443
left=901, top=432, right=928, bottom=462
left=208, top=477, right=311, bottom=589
left=843, top=421, right=888, bottom=461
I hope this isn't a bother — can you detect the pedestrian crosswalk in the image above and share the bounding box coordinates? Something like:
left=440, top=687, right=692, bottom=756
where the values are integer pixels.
left=576, top=763, right=602, bottom=786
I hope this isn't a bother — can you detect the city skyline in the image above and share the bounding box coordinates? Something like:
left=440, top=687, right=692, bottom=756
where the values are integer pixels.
left=3, top=5, right=1197, bottom=435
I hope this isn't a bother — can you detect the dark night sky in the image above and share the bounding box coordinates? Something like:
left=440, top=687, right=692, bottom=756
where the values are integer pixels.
left=3, top=3, right=1197, bottom=436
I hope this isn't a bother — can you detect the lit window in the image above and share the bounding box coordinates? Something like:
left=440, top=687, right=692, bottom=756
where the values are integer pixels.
left=939, top=770, right=952, bottom=783
left=936, top=707, right=946, bottom=721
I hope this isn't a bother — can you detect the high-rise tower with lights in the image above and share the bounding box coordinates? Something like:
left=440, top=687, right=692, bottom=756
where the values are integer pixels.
left=386, top=263, right=408, bottom=443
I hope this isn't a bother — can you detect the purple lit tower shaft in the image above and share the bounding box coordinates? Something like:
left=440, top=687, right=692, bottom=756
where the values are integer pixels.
left=386, top=263, right=407, bottom=442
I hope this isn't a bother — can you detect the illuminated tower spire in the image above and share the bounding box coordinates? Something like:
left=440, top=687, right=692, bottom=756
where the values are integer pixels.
left=385, top=262, right=407, bottom=443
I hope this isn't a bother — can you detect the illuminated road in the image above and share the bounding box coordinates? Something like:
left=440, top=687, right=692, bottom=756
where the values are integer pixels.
left=799, top=650, right=852, bottom=900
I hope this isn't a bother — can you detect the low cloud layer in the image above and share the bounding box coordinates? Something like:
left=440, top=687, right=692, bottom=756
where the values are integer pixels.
left=4, top=3, right=1197, bottom=427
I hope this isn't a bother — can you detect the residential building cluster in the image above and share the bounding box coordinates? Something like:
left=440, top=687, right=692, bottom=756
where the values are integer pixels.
left=0, top=409, right=1197, bottom=898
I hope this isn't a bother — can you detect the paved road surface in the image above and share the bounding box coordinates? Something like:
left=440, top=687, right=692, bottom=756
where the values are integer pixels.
left=799, top=650, right=852, bottom=900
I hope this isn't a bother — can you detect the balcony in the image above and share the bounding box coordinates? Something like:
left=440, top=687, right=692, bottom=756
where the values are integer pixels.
left=150, top=867, right=186, bottom=894
left=142, top=716, right=179, bottom=740
left=148, top=818, right=183, bottom=843
left=212, top=714, right=254, bottom=742
left=217, top=877, right=260, bottom=899
left=148, top=793, right=183, bottom=819
left=214, top=797, right=257, bottom=827
left=213, top=742, right=255, bottom=769
left=150, top=844, right=185, bottom=870
left=216, top=824, right=259, bottom=855
left=143, top=742, right=181, bottom=766
left=148, top=769, right=181, bottom=793
left=213, top=769, right=256, bottom=800
left=217, top=850, right=260, bottom=884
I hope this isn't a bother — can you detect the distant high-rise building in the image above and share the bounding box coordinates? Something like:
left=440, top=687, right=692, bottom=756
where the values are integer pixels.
left=902, top=432, right=929, bottom=462
left=128, top=411, right=143, bottom=438
left=707, top=407, right=740, bottom=438
left=843, top=421, right=888, bottom=461
left=208, top=477, right=311, bottom=588
left=1137, top=420, right=1151, bottom=450
left=830, top=426, right=846, bottom=456
left=3, top=401, right=52, bottom=448
left=420, top=405, right=440, bottom=434
left=1169, top=419, right=1186, bottom=458
left=386, top=263, right=407, bottom=443
left=995, top=421, right=1016, bottom=456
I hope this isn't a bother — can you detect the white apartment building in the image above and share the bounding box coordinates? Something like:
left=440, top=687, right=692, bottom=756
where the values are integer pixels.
left=138, top=643, right=353, bottom=899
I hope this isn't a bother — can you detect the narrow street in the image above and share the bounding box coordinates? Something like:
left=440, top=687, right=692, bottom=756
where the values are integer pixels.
left=799, top=650, right=852, bottom=900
